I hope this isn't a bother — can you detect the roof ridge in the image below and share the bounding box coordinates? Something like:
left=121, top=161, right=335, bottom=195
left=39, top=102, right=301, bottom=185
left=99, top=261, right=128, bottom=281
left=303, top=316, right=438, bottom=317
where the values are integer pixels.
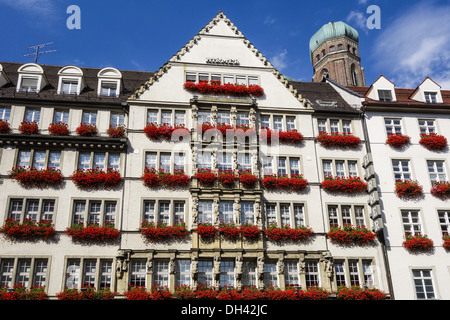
left=128, top=11, right=309, bottom=107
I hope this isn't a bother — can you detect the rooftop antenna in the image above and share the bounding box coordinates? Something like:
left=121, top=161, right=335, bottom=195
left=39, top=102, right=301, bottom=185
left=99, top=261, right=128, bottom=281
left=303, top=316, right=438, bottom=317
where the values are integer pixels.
left=24, top=42, right=56, bottom=63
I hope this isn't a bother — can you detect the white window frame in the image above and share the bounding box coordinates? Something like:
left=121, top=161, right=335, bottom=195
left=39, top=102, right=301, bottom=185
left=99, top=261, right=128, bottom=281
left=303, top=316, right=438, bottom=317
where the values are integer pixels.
left=327, top=204, right=367, bottom=228
left=0, top=257, right=49, bottom=289
left=427, top=160, right=447, bottom=184
left=8, top=197, right=56, bottom=223
left=71, top=199, right=118, bottom=227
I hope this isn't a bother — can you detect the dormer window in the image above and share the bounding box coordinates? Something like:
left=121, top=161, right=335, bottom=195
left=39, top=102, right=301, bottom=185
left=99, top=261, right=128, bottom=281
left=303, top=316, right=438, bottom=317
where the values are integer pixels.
left=20, top=76, right=39, bottom=92
left=16, top=63, right=46, bottom=93
left=61, top=79, right=79, bottom=95
left=424, top=92, right=437, bottom=104
left=57, top=66, right=85, bottom=95
left=97, top=68, right=121, bottom=97
left=378, top=90, right=393, bottom=102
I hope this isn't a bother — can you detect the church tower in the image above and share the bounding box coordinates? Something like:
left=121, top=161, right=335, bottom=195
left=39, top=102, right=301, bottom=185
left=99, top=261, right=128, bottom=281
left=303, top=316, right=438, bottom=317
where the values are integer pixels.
left=310, top=21, right=366, bottom=86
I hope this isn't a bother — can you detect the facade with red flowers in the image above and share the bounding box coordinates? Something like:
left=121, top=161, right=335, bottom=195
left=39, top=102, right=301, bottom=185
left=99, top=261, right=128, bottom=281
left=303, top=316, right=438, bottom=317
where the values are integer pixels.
left=0, top=12, right=392, bottom=300
left=330, top=75, right=450, bottom=300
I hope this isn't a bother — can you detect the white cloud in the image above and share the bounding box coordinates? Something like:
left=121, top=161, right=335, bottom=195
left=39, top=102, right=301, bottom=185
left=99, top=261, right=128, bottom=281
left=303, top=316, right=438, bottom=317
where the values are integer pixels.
left=372, top=1, right=450, bottom=89
left=269, top=49, right=288, bottom=72
left=0, top=0, right=55, bottom=15
left=264, top=16, right=276, bottom=25
left=346, top=10, right=368, bottom=34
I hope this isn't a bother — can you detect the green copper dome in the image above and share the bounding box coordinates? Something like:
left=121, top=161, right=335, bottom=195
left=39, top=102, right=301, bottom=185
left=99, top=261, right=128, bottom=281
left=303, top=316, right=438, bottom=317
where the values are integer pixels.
left=309, top=21, right=359, bottom=60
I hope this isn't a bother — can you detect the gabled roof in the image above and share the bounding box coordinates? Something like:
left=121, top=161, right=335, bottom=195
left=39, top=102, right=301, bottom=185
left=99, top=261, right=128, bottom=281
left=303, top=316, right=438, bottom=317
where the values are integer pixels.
left=129, top=10, right=309, bottom=107
left=0, top=61, right=153, bottom=103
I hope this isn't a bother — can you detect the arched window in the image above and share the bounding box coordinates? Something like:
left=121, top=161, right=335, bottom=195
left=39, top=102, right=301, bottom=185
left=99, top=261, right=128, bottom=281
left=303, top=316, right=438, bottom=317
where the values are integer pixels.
left=329, top=46, right=335, bottom=53
left=351, top=64, right=358, bottom=86
left=337, top=44, right=343, bottom=51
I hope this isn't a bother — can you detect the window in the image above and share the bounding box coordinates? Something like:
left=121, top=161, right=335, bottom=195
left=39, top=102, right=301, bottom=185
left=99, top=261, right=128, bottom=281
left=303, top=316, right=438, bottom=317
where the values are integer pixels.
left=317, top=119, right=352, bottom=134
left=8, top=198, right=56, bottom=223
left=260, top=114, right=297, bottom=131
left=265, top=204, right=277, bottom=225
left=61, top=79, right=79, bottom=95
left=392, top=160, right=411, bottom=180
left=348, top=260, right=360, bottom=286
left=82, top=111, right=97, bottom=125
left=329, top=46, right=335, bottom=52
left=219, top=201, right=234, bottom=224
left=418, top=119, right=436, bottom=135
left=71, top=200, right=117, bottom=226
left=240, top=202, right=254, bottom=225
left=197, top=151, right=212, bottom=170
left=237, top=153, right=252, bottom=172
left=280, top=204, right=290, bottom=226
left=236, top=113, right=249, bottom=127
left=438, top=210, right=450, bottom=236
left=145, top=151, right=185, bottom=173
left=334, top=261, right=346, bottom=286
left=427, top=160, right=447, bottom=183
left=19, top=77, right=39, bottom=92
left=242, top=261, right=257, bottom=287
left=175, top=111, right=185, bottom=126
left=322, top=159, right=359, bottom=178
left=220, top=260, right=235, bottom=288
left=198, top=111, right=211, bottom=124
left=378, top=90, right=393, bottom=102
left=328, top=205, right=366, bottom=228
left=17, top=150, right=61, bottom=170
left=413, top=270, right=435, bottom=299
left=402, top=210, right=422, bottom=235
left=265, top=156, right=301, bottom=177
left=78, top=152, right=120, bottom=171
left=142, top=200, right=185, bottom=225
left=185, top=72, right=196, bottom=83
left=263, top=262, right=277, bottom=287
left=0, top=258, right=49, bottom=289
left=153, top=260, right=170, bottom=288
left=54, top=109, right=69, bottom=124
left=25, top=108, right=40, bottom=123
left=176, top=260, right=191, bottom=287
left=217, top=112, right=231, bottom=125
left=285, top=261, right=299, bottom=286
left=266, top=203, right=306, bottom=228
left=385, top=118, right=402, bottom=135
left=305, top=261, right=320, bottom=287
left=110, top=113, right=125, bottom=127
left=65, top=258, right=113, bottom=290
left=218, top=153, right=233, bottom=171
left=198, top=260, right=213, bottom=286
left=293, top=204, right=306, bottom=227
left=424, top=92, right=437, bottom=104
left=129, top=260, right=146, bottom=287
left=100, top=81, right=118, bottom=97
left=363, top=261, right=374, bottom=287
left=198, top=201, right=213, bottom=224
left=0, top=106, right=11, bottom=121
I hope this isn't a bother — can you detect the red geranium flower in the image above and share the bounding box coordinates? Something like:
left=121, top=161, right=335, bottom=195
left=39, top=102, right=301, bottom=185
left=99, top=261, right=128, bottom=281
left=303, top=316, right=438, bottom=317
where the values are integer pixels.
left=386, top=133, right=410, bottom=148
left=321, top=175, right=367, bottom=193
left=317, top=132, right=361, bottom=149
left=19, top=121, right=39, bottom=135
left=395, top=179, right=423, bottom=198
left=419, top=133, right=447, bottom=151
left=0, top=119, right=11, bottom=134
left=402, top=233, right=433, bottom=253
left=48, top=122, right=69, bottom=136
left=76, top=123, right=98, bottom=137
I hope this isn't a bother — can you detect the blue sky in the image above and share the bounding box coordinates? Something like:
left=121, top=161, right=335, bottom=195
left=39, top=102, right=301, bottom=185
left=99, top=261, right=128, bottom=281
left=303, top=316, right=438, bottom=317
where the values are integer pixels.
left=1, top=0, right=450, bottom=89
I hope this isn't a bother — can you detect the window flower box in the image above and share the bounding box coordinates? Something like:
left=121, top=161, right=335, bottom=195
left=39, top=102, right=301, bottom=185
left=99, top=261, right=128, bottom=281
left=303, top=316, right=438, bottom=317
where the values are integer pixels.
left=431, top=181, right=450, bottom=200
left=194, top=168, right=216, bottom=187
left=195, top=223, right=217, bottom=240
left=316, top=132, right=361, bottom=149
left=395, top=179, right=423, bottom=198
left=9, top=166, right=64, bottom=188
left=0, top=218, right=55, bottom=241
left=217, top=169, right=237, bottom=187
left=144, top=123, right=190, bottom=141
left=336, top=286, right=386, bottom=300
left=65, top=222, right=120, bottom=242
left=386, top=133, right=410, bottom=148
left=321, top=175, right=367, bottom=193
left=0, top=285, right=48, bottom=300
left=260, top=129, right=304, bottom=145
left=402, top=233, right=434, bottom=253
left=18, top=121, right=39, bottom=135
left=419, top=133, right=447, bottom=151
left=70, top=168, right=123, bottom=190
left=139, top=221, right=188, bottom=242
left=56, top=285, right=117, bottom=300
left=107, top=125, right=126, bottom=138
left=239, top=222, right=261, bottom=240
left=443, top=234, right=450, bottom=251
left=76, top=123, right=98, bottom=137
left=184, top=81, right=264, bottom=97
left=141, top=168, right=190, bottom=189
left=48, top=122, right=69, bottom=136
left=0, top=119, right=10, bottom=134
left=262, top=174, right=308, bottom=192
left=265, top=223, right=313, bottom=242
left=218, top=221, right=240, bottom=241
left=238, top=170, right=258, bottom=188
left=327, top=224, right=376, bottom=246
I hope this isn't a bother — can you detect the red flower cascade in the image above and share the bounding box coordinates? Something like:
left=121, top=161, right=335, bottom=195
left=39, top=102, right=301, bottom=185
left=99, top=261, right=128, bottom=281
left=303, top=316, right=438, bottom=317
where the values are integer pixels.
left=184, top=81, right=264, bottom=97
left=321, top=175, right=367, bottom=193
left=9, top=166, right=64, bottom=188
left=419, top=133, right=447, bottom=151
left=317, top=132, right=361, bottom=149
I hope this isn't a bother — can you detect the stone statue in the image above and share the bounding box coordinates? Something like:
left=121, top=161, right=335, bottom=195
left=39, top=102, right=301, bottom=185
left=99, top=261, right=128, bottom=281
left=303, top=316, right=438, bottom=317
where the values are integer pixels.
left=191, top=256, right=198, bottom=280
left=192, top=197, right=199, bottom=225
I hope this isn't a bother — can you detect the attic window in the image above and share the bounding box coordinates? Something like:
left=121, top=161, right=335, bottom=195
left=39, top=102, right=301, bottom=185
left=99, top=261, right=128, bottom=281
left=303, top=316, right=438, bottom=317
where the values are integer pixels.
left=61, top=79, right=79, bottom=95
left=100, top=81, right=117, bottom=97
left=378, top=90, right=393, bottom=102
left=97, top=67, right=122, bottom=97
left=19, top=77, right=39, bottom=92
left=317, top=100, right=337, bottom=107
left=424, top=92, right=437, bottom=104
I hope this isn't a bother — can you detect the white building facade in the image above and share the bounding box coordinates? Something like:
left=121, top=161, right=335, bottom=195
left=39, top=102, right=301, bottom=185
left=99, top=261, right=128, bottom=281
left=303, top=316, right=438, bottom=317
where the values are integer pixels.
left=0, top=12, right=390, bottom=299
